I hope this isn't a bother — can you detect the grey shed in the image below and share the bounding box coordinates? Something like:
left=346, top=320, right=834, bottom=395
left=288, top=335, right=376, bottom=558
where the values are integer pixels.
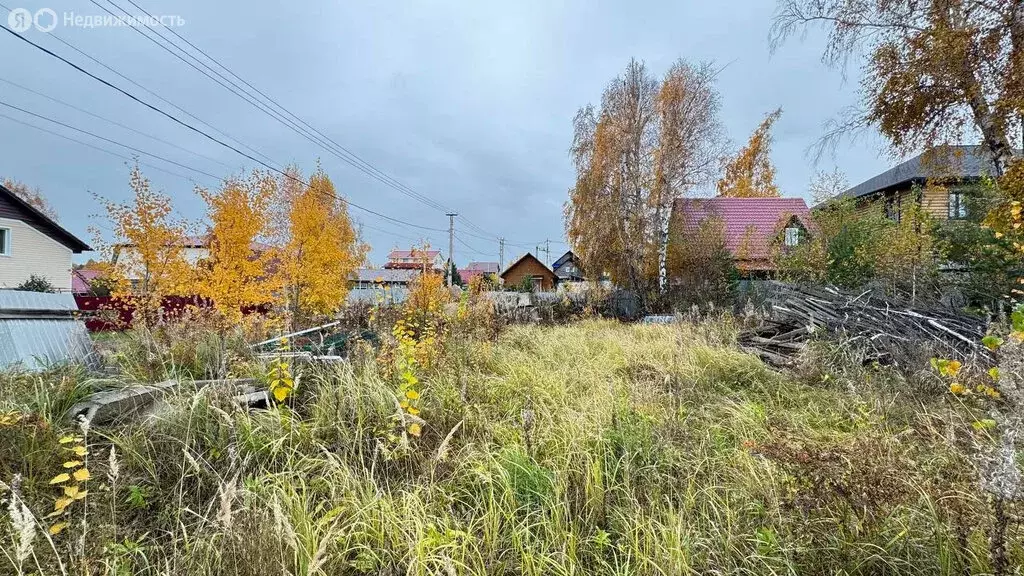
left=0, top=290, right=96, bottom=371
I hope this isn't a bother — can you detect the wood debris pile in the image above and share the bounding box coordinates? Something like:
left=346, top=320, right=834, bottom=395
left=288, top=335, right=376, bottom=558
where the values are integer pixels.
left=738, top=283, right=993, bottom=368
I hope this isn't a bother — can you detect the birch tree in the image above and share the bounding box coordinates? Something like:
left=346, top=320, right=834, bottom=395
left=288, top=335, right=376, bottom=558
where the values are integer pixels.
left=772, top=0, right=1024, bottom=174
left=2, top=177, right=58, bottom=220
left=195, top=171, right=276, bottom=323
left=277, top=166, right=363, bottom=323
left=565, top=59, right=725, bottom=305
left=95, top=165, right=192, bottom=325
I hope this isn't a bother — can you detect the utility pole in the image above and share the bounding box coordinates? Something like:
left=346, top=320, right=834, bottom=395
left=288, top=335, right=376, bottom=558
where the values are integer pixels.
left=499, top=238, right=505, bottom=271
left=446, top=213, right=457, bottom=286
left=544, top=239, right=551, bottom=266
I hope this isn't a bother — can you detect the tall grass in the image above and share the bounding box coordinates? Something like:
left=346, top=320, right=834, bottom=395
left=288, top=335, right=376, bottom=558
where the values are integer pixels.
left=0, top=319, right=1016, bottom=574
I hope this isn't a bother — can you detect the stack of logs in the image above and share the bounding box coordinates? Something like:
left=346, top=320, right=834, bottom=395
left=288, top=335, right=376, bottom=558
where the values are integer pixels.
left=738, top=283, right=994, bottom=369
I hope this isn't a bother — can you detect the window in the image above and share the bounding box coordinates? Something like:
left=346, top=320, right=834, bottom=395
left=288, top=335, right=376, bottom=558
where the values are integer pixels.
left=784, top=226, right=800, bottom=247
left=948, top=191, right=968, bottom=219
left=0, top=227, right=9, bottom=256
left=884, top=196, right=901, bottom=222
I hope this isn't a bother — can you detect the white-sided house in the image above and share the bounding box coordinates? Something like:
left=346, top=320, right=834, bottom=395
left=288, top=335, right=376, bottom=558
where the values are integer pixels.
left=111, top=235, right=210, bottom=284
left=0, top=184, right=91, bottom=291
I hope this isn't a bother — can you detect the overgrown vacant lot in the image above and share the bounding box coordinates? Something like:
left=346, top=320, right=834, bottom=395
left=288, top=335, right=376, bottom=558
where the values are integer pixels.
left=1, top=319, right=1019, bottom=575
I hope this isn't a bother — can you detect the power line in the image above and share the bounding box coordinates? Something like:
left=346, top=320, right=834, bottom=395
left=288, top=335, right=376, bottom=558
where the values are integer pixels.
left=0, top=2, right=276, bottom=167
left=0, top=111, right=201, bottom=184
left=0, top=99, right=224, bottom=180
left=0, top=23, right=449, bottom=233
left=0, top=2, right=562, bottom=247
left=98, top=0, right=455, bottom=214
left=106, top=0, right=507, bottom=237
left=454, top=233, right=497, bottom=258
left=0, top=77, right=236, bottom=170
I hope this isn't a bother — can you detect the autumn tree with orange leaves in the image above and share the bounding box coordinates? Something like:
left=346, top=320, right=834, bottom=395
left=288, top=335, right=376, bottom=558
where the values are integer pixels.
left=717, top=109, right=782, bottom=198
left=277, top=166, right=363, bottom=323
left=94, top=165, right=193, bottom=325
left=195, top=170, right=276, bottom=323
left=566, top=59, right=725, bottom=305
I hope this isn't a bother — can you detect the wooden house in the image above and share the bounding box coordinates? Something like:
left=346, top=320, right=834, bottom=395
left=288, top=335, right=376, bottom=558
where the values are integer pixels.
left=500, top=253, right=558, bottom=291
left=837, top=145, right=1007, bottom=221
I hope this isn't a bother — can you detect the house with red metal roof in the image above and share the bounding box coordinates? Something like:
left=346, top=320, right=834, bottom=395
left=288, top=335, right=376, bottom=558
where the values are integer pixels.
left=384, top=248, right=445, bottom=272
left=669, top=197, right=815, bottom=276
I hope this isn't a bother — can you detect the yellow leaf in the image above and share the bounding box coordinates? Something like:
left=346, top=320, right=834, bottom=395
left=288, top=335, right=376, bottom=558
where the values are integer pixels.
left=49, top=522, right=68, bottom=535
left=405, top=390, right=420, bottom=400
left=272, top=386, right=290, bottom=402
left=49, top=473, right=70, bottom=484
left=408, top=407, right=421, bottom=416
left=63, top=485, right=80, bottom=498
left=62, top=461, right=82, bottom=469
left=69, top=446, right=88, bottom=457
left=54, top=497, right=73, bottom=511
left=72, top=490, right=88, bottom=501
left=58, top=436, right=78, bottom=444
left=72, top=468, right=91, bottom=482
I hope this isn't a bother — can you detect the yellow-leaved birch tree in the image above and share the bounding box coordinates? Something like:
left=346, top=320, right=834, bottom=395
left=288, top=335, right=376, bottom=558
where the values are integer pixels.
left=278, top=166, right=363, bottom=323
left=195, top=171, right=276, bottom=323
left=94, top=164, right=193, bottom=325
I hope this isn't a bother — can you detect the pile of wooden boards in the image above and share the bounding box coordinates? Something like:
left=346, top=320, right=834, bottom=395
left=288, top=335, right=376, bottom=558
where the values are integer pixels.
left=738, top=282, right=994, bottom=368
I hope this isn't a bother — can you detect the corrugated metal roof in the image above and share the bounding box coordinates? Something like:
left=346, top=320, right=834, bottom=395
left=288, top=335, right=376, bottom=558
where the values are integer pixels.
left=350, top=268, right=419, bottom=283
left=0, top=290, right=96, bottom=371
left=0, top=290, right=79, bottom=311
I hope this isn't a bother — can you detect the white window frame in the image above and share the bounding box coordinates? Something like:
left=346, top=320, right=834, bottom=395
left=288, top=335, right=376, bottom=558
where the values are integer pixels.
left=948, top=191, right=967, bottom=219
left=784, top=226, right=800, bottom=247
left=0, top=227, right=10, bottom=256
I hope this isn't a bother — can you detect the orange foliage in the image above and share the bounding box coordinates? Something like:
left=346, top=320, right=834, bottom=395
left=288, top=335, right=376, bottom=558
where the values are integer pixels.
left=717, top=109, right=782, bottom=198
left=195, top=171, right=276, bottom=323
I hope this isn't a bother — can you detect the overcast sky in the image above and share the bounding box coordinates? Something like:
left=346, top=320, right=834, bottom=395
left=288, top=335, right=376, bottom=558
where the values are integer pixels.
left=0, top=0, right=895, bottom=266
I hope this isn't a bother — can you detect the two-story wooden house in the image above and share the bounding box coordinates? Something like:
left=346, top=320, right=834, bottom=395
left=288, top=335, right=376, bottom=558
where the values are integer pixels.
left=839, top=145, right=1007, bottom=221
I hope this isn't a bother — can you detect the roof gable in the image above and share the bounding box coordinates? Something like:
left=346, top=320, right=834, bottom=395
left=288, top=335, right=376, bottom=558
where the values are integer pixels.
left=551, top=250, right=578, bottom=270
left=499, top=252, right=556, bottom=279
left=0, top=184, right=91, bottom=253
left=671, top=197, right=813, bottom=263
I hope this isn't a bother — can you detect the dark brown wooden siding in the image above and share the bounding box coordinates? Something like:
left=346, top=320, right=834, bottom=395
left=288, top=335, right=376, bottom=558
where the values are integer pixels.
left=0, top=192, right=29, bottom=221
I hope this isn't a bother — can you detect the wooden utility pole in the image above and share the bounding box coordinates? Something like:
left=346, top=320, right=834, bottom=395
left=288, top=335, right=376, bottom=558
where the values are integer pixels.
left=446, top=213, right=457, bottom=286
left=544, top=239, right=551, bottom=266
left=499, top=238, right=505, bottom=271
